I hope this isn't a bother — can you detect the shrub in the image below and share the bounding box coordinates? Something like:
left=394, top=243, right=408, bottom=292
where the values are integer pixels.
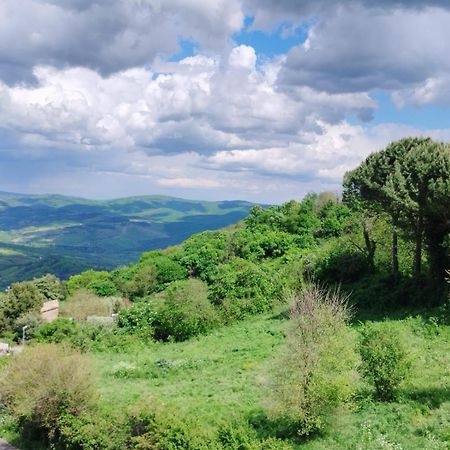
left=37, top=318, right=79, bottom=343
left=32, top=274, right=67, bottom=301
left=66, top=270, right=117, bottom=296
left=0, top=275, right=67, bottom=336
left=0, top=344, right=97, bottom=443
left=118, top=301, right=156, bottom=339
left=359, top=322, right=411, bottom=401
left=209, top=259, right=276, bottom=314
left=127, top=401, right=216, bottom=449
left=268, top=284, right=358, bottom=436
left=152, top=279, right=219, bottom=342
left=304, top=241, right=370, bottom=284
left=13, top=310, right=43, bottom=342
left=179, top=231, right=229, bottom=281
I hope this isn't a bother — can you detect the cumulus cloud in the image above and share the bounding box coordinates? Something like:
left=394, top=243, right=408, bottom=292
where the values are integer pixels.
left=0, top=0, right=243, bottom=84
left=0, top=46, right=376, bottom=159
left=1, top=0, right=449, bottom=202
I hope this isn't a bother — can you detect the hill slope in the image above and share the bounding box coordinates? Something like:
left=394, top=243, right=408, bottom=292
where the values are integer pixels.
left=0, top=191, right=257, bottom=288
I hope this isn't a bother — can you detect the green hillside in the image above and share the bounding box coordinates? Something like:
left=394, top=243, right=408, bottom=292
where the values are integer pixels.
left=0, top=138, right=448, bottom=450
left=0, top=191, right=257, bottom=288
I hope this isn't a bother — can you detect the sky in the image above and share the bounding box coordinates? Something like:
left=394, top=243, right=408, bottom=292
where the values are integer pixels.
left=1, top=0, right=450, bottom=204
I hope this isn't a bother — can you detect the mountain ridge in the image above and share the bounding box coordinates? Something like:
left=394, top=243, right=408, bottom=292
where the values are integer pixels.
left=0, top=191, right=260, bottom=288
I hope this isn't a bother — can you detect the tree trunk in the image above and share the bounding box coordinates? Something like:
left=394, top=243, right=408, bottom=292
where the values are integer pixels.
left=392, top=230, right=399, bottom=276
left=414, top=213, right=424, bottom=279
left=363, top=225, right=376, bottom=271
left=426, top=229, right=448, bottom=285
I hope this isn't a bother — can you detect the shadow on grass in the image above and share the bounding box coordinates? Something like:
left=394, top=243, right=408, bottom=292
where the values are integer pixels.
left=247, top=410, right=322, bottom=445
left=406, top=386, right=450, bottom=409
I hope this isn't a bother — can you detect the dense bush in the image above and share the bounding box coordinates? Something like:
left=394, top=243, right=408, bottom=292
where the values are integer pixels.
left=231, top=228, right=295, bottom=262
left=359, top=322, right=411, bottom=401
left=111, top=252, right=187, bottom=299
left=151, top=279, right=218, bottom=341
left=303, top=241, right=370, bottom=283
left=66, top=270, right=117, bottom=296
left=209, top=259, right=276, bottom=316
left=0, top=344, right=96, bottom=444
left=179, top=231, right=229, bottom=281
left=268, top=285, right=358, bottom=436
left=118, top=301, right=156, bottom=338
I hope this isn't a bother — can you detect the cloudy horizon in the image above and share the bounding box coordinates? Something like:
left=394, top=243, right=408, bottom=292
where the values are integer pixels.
left=1, top=0, right=449, bottom=204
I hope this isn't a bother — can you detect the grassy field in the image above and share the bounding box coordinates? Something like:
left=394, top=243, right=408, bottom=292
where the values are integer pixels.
left=87, top=311, right=450, bottom=450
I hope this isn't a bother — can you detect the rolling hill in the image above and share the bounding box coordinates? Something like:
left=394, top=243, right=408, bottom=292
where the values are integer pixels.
left=0, top=191, right=257, bottom=289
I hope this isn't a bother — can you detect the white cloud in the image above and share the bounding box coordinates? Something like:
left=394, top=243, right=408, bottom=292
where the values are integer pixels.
left=1, top=0, right=449, bottom=203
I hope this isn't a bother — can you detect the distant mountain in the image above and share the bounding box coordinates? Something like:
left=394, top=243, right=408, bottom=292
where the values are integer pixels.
left=0, top=191, right=259, bottom=288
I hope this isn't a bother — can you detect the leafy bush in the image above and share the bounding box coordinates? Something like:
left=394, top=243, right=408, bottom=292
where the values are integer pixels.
left=112, top=253, right=187, bottom=299
left=118, top=301, right=156, bottom=338
left=303, top=241, right=370, bottom=283
left=13, top=310, right=43, bottom=341
left=268, top=285, right=358, bottom=436
left=209, top=259, right=276, bottom=315
left=217, top=420, right=293, bottom=449
left=152, top=279, right=219, bottom=342
left=32, top=274, right=68, bottom=301
left=179, top=231, right=229, bottom=281
left=66, top=270, right=117, bottom=296
left=231, top=228, right=295, bottom=262
left=37, top=318, right=79, bottom=343
left=127, top=401, right=216, bottom=449
left=0, top=344, right=97, bottom=444
left=119, top=279, right=218, bottom=342
left=359, top=322, right=411, bottom=401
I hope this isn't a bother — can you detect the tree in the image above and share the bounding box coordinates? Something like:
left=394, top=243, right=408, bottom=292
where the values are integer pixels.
left=344, top=137, right=450, bottom=284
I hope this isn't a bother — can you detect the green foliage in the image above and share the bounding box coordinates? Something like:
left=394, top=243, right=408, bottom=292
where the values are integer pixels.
left=0, top=275, right=65, bottom=337
left=118, top=279, right=218, bottom=342
left=304, top=240, right=370, bottom=283
left=127, top=402, right=216, bottom=449
left=152, top=279, right=219, bottom=342
left=66, top=270, right=117, bottom=296
left=269, top=285, right=358, bottom=436
left=209, top=259, right=276, bottom=317
left=118, top=252, right=188, bottom=299
left=13, top=310, right=43, bottom=341
left=231, top=228, right=296, bottom=261
left=37, top=318, right=79, bottom=343
left=118, top=301, right=156, bottom=338
left=32, top=274, right=67, bottom=301
left=0, top=344, right=96, bottom=444
left=180, top=231, right=230, bottom=281
left=344, top=137, right=450, bottom=285
left=359, top=322, right=412, bottom=401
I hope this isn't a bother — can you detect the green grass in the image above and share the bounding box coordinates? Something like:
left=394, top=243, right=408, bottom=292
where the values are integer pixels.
left=1, top=311, right=448, bottom=449
left=94, top=313, right=287, bottom=427
left=89, top=311, right=450, bottom=449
